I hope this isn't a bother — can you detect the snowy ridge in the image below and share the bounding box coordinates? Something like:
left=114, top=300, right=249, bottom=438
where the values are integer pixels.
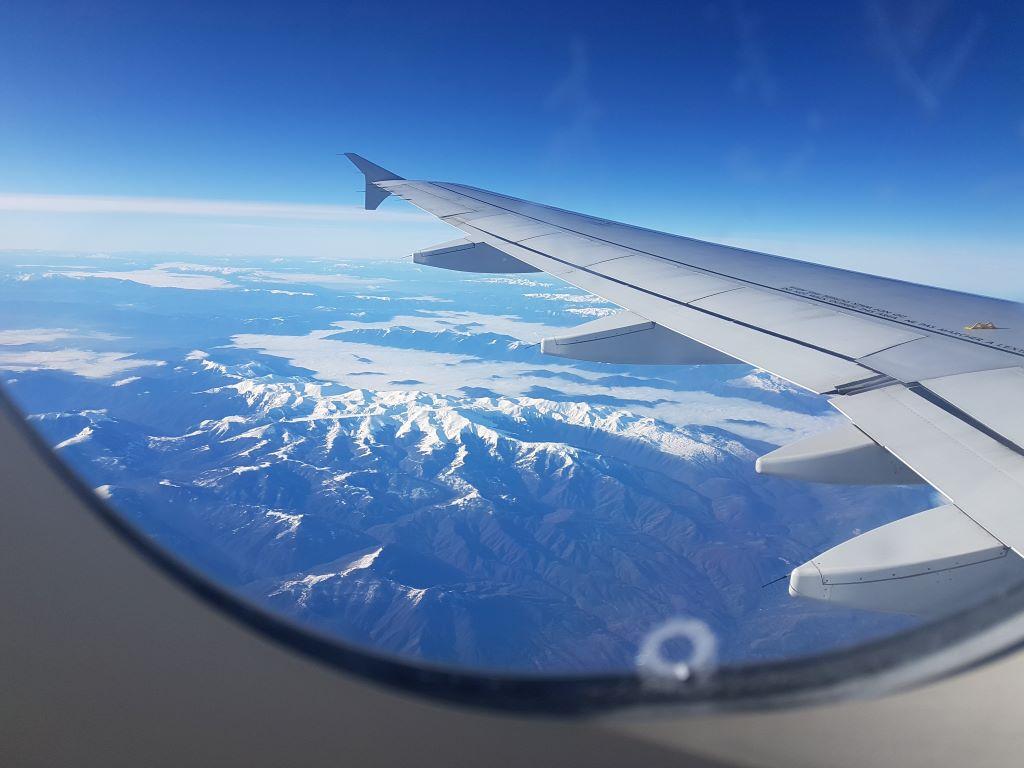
left=3, top=253, right=938, bottom=673
left=23, top=351, right=932, bottom=671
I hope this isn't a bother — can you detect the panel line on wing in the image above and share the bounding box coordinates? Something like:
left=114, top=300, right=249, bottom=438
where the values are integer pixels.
left=907, top=383, right=1024, bottom=459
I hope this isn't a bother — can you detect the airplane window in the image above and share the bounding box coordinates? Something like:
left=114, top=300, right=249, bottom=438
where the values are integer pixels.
left=0, top=252, right=986, bottom=676
left=2, top=0, right=1022, bottom=703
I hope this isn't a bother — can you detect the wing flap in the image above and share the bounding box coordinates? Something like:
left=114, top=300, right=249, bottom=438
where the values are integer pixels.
left=834, top=386, right=1024, bottom=554
left=918, top=366, right=1024, bottom=452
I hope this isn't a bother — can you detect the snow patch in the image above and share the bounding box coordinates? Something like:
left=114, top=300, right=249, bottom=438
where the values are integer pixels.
left=729, top=371, right=795, bottom=394
left=272, top=547, right=384, bottom=606
left=55, top=426, right=94, bottom=449
left=565, top=307, right=619, bottom=318
left=524, top=292, right=609, bottom=304
left=265, top=510, right=304, bottom=539
left=49, top=267, right=234, bottom=291
left=472, top=277, right=550, bottom=287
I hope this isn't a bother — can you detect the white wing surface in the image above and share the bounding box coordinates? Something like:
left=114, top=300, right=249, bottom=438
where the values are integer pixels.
left=347, top=153, right=1024, bottom=616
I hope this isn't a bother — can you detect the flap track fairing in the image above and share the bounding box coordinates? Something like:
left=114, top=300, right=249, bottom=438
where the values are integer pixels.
left=413, top=239, right=540, bottom=273
left=789, top=504, right=1024, bottom=615
left=756, top=422, right=923, bottom=485
left=540, top=310, right=740, bottom=365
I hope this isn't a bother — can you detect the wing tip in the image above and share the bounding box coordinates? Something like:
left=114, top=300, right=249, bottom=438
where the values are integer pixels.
left=344, top=153, right=403, bottom=210
left=344, top=153, right=403, bottom=183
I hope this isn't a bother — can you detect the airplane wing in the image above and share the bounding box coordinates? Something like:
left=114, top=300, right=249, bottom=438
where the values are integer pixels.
left=346, top=153, right=1024, bottom=616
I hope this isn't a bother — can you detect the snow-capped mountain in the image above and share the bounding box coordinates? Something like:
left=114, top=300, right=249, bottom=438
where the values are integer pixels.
left=29, top=353, right=928, bottom=670
left=2, top=254, right=937, bottom=671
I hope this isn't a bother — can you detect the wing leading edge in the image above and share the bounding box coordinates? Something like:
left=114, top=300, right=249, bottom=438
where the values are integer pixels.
left=346, top=153, right=1024, bottom=616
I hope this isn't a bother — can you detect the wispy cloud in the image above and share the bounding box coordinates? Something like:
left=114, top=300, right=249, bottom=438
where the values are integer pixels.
left=230, top=327, right=828, bottom=445
left=0, top=328, right=122, bottom=345
left=0, top=193, right=432, bottom=223
left=51, top=267, right=235, bottom=291
left=731, top=0, right=777, bottom=105
left=0, top=191, right=453, bottom=259
left=0, top=349, right=165, bottom=379
left=866, top=0, right=986, bottom=112
left=545, top=38, right=603, bottom=161
left=37, top=261, right=388, bottom=291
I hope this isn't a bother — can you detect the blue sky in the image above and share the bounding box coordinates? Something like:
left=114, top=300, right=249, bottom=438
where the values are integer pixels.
left=1, top=1, right=1022, bottom=295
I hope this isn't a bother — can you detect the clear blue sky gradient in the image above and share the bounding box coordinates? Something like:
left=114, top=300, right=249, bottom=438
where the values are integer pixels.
left=1, top=1, right=1021, bottom=291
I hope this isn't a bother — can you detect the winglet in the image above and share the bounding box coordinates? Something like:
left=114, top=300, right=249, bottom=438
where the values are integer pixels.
left=344, top=153, right=403, bottom=210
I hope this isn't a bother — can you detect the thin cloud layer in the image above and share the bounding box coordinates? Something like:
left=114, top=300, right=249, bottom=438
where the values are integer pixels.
left=0, top=193, right=432, bottom=223
left=0, top=349, right=165, bottom=379
left=231, top=327, right=830, bottom=444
